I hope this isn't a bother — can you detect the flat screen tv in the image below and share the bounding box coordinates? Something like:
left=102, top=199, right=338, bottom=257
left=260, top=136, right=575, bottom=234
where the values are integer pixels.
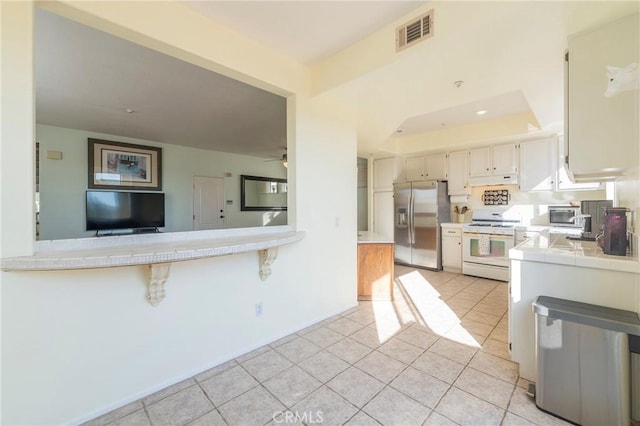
left=86, top=191, right=165, bottom=232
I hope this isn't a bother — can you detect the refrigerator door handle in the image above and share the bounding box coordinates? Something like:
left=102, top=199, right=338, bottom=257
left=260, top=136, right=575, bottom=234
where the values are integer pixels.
left=409, top=191, right=415, bottom=244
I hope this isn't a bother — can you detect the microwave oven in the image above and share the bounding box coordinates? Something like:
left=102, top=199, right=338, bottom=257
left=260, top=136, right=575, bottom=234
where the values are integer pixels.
left=548, top=206, right=581, bottom=227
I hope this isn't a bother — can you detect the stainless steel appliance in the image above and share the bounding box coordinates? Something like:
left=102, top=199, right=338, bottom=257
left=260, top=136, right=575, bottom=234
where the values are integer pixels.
left=393, top=181, right=450, bottom=269
left=580, top=200, right=613, bottom=240
left=462, top=210, right=519, bottom=281
left=548, top=205, right=581, bottom=227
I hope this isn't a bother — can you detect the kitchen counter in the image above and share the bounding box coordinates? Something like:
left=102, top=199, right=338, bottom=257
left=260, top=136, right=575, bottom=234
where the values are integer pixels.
left=510, top=228, right=639, bottom=274
left=509, top=228, right=640, bottom=381
left=441, top=222, right=465, bottom=228
left=357, top=231, right=394, bottom=244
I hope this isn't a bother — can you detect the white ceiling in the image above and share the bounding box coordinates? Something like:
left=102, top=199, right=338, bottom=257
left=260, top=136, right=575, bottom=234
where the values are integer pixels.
left=35, top=2, right=639, bottom=159
left=182, top=1, right=425, bottom=65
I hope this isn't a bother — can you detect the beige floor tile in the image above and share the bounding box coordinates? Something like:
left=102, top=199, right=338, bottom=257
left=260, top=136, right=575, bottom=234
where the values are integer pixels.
left=460, top=318, right=495, bottom=337
left=234, top=345, right=271, bottom=364
left=501, top=412, right=537, bottom=426
left=199, top=365, right=259, bottom=406
left=480, top=338, right=510, bottom=360
left=109, top=409, right=150, bottom=426
left=441, top=325, right=486, bottom=348
left=83, top=401, right=144, bottom=426
left=428, top=338, right=478, bottom=365
left=291, top=386, right=358, bottom=425
left=262, top=365, right=321, bottom=407
left=508, top=387, right=572, bottom=425
left=273, top=336, right=322, bottom=364
left=325, top=317, right=366, bottom=336
left=355, top=350, right=407, bottom=383
left=350, top=326, right=387, bottom=348
left=187, top=410, right=227, bottom=426
left=363, top=387, right=431, bottom=426
left=217, top=386, right=285, bottom=426
left=302, top=326, right=346, bottom=348
left=473, top=303, right=507, bottom=316
left=435, top=387, right=504, bottom=425
left=241, top=349, right=293, bottom=382
left=194, top=360, right=237, bottom=383
left=345, top=309, right=377, bottom=326
left=489, top=326, right=508, bottom=343
left=454, top=367, right=515, bottom=408
left=423, top=411, right=458, bottom=425
left=298, top=350, right=350, bottom=382
left=464, top=310, right=502, bottom=326
left=343, top=411, right=380, bottom=426
left=327, top=366, right=385, bottom=407
left=390, top=366, right=449, bottom=408
left=469, top=352, right=519, bottom=384
left=326, top=337, right=373, bottom=364
left=377, top=336, right=424, bottom=364
left=142, top=378, right=196, bottom=406
left=296, top=322, right=324, bottom=336
left=411, top=351, right=465, bottom=384
left=446, top=297, right=479, bottom=309
left=516, top=377, right=533, bottom=390
left=396, top=326, right=439, bottom=350
left=269, top=333, right=298, bottom=348
left=146, top=385, right=213, bottom=426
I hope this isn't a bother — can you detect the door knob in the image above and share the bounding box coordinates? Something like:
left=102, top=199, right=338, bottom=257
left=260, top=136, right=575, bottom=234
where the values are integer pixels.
left=220, top=215, right=225, bottom=219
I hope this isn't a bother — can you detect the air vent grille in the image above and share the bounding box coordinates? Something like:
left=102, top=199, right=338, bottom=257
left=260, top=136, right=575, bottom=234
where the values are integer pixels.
left=396, top=10, right=434, bottom=52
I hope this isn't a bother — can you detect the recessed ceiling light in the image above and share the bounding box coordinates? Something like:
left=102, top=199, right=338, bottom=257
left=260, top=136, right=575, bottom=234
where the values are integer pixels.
left=453, top=80, right=464, bottom=88
left=396, top=128, right=404, bottom=133
left=476, top=110, right=488, bottom=115
left=125, top=108, right=135, bottom=114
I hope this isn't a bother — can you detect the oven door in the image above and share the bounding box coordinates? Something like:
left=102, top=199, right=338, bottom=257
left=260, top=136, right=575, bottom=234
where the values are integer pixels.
left=462, top=232, right=514, bottom=267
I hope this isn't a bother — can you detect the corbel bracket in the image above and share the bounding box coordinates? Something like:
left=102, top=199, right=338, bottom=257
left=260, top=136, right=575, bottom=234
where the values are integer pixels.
left=147, top=263, right=171, bottom=306
left=258, top=247, right=278, bottom=281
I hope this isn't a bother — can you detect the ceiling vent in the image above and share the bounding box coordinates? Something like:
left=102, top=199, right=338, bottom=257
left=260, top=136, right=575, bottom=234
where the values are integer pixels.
left=396, top=10, right=434, bottom=52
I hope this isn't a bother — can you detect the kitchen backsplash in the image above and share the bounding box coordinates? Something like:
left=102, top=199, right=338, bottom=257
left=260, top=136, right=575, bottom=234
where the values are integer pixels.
left=450, top=184, right=608, bottom=226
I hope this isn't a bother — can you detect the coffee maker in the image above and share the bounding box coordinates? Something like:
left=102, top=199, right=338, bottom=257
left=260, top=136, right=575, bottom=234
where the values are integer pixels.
left=580, top=200, right=613, bottom=240
left=603, top=208, right=629, bottom=256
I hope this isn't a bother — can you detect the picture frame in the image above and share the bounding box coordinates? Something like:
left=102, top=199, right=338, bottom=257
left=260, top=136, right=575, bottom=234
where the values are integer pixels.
left=88, top=138, right=162, bottom=190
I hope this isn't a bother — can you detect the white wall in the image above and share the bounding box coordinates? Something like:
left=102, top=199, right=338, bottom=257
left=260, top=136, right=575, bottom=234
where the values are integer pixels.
left=37, top=124, right=287, bottom=240
left=1, top=2, right=357, bottom=424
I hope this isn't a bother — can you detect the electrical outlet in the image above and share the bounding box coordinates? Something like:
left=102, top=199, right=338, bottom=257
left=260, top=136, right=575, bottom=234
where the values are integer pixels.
left=255, top=303, right=263, bottom=317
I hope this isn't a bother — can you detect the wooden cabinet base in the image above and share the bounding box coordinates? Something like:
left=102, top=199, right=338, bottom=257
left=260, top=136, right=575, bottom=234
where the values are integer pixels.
left=357, top=243, right=394, bottom=301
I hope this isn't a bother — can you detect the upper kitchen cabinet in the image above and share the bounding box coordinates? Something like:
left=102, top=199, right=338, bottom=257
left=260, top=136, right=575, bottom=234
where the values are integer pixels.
left=373, top=157, right=402, bottom=191
left=566, top=13, right=639, bottom=181
left=519, top=137, right=557, bottom=191
left=405, top=153, right=447, bottom=181
left=447, top=150, right=470, bottom=195
left=469, top=143, right=518, bottom=186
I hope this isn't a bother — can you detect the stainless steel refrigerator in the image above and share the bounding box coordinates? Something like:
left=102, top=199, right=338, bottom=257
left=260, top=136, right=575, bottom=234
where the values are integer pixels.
left=394, top=181, right=450, bottom=269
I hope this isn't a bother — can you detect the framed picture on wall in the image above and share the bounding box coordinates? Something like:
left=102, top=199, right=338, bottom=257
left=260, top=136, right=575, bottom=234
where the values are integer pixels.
left=88, top=138, right=162, bottom=190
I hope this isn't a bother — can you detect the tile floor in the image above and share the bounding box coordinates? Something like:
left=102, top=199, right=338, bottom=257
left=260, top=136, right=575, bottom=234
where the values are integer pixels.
left=86, top=266, right=570, bottom=426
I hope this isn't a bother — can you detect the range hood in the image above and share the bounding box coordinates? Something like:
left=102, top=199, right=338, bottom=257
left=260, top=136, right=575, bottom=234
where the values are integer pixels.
left=468, top=174, right=518, bottom=186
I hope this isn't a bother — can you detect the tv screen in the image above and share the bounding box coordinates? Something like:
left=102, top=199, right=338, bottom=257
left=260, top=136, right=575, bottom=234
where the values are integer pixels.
left=86, top=191, right=165, bottom=231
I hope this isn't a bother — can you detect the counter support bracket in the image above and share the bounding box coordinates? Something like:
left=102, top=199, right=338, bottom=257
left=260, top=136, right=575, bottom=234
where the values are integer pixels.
left=259, top=247, right=278, bottom=281
left=147, top=263, right=171, bottom=306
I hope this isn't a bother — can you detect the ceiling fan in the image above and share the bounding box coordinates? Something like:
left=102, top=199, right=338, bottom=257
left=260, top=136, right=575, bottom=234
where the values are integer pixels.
left=265, top=149, right=288, bottom=168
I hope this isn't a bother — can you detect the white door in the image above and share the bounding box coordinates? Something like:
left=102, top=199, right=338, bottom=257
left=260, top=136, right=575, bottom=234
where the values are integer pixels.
left=193, top=176, right=225, bottom=230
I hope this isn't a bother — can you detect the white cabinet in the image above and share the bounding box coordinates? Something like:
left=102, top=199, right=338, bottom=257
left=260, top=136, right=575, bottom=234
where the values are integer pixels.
left=446, top=150, right=469, bottom=195
left=373, top=158, right=396, bottom=191
left=373, top=191, right=394, bottom=242
left=405, top=154, right=447, bottom=181
left=566, top=13, right=639, bottom=180
left=469, top=143, right=519, bottom=186
left=469, top=147, right=492, bottom=177
left=441, top=225, right=462, bottom=272
left=519, top=137, right=557, bottom=191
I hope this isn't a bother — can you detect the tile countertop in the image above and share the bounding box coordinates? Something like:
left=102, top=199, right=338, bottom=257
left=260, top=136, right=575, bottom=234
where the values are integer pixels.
left=357, top=231, right=394, bottom=244
left=509, top=229, right=640, bottom=274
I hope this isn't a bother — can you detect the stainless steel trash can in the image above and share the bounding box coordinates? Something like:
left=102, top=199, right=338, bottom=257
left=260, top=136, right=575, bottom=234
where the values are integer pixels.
left=533, top=296, right=640, bottom=426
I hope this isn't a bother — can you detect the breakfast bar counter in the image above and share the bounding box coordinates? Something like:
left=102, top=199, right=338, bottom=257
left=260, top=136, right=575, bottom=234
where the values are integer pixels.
left=357, top=232, right=394, bottom=301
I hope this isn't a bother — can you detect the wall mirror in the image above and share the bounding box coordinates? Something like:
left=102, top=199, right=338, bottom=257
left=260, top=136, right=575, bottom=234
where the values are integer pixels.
left=241, top=175, right=287, bottom=211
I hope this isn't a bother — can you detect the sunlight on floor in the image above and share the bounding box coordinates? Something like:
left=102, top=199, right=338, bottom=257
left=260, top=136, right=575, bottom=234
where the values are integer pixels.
left=371, top=269, right=482, bottom=349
